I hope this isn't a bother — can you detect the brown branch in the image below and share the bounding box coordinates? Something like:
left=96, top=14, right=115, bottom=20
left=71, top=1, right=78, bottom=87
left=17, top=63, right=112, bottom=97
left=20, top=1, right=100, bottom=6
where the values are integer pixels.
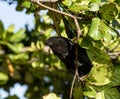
left=70, top=64, right=80, bottom=99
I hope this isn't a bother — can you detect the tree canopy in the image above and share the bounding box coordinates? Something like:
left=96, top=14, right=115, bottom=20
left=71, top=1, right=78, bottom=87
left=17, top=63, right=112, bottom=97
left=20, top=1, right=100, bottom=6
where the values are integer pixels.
left=0, top=0, right=120, bottom=99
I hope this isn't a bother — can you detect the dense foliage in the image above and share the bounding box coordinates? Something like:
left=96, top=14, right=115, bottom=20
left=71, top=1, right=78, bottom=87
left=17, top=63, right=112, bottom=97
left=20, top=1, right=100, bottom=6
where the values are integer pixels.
left=0, top=0, right=120, bottom=99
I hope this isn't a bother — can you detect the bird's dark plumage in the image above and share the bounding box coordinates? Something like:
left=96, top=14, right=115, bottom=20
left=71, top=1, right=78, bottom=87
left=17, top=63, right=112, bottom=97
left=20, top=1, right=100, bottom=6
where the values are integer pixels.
left=46, top=36, right=92, bottom=76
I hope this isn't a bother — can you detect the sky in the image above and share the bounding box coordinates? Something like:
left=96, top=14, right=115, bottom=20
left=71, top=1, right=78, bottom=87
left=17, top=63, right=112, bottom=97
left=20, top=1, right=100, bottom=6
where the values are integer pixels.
left=0, top=1, right=34, bottom=99
left=0, top=83, right=28, bottom=99
left=0, top=1, right=34, bottom=31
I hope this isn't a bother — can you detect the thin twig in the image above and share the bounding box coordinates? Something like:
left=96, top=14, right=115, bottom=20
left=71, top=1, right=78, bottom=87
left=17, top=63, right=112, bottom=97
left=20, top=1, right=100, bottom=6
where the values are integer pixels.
left=70, top=71, right=77, bottom=99
left=70, top=64, right=80, bottom=99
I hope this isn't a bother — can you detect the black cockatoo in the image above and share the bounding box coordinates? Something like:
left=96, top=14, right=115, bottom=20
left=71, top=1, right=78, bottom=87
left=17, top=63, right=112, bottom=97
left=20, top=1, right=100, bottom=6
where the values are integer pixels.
left=46, top=36, right=92, bottom=76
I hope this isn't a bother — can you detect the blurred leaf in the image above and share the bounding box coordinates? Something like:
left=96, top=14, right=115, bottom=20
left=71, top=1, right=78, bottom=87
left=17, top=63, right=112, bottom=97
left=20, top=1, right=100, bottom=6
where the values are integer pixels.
left=25, top=71, right=34, bottom=83
left=89, top=3, right=99, bottom=12
left=0, top=20, right=4, bottom=34
left=21, top=1, right=31, bottom=8
left=16, top=4, right=24, bottom=11
left=26, top=3, right=39, bottom=13
left=99, top=3, right=118, bottom=21
left=6, top=43, right=24, bottom=53
left=42, top=93, right=61, bottom=99
left=5, top=95, right=19, bottom=99
left=62, top=0, right=72, bottom=7
left=6, top=24, right=15, bottom=33
left=91, top=0, right=101, bottom=4
left=0, top=72, right=9, bottom=85
left=44, top=28, right=53, bottom=38
left=12, top=70, right=21, bottom=80
left=73, top=84, right=83, bottom=99
left=8, top=53, right=29, bottom=61
left=86, top=47, right=114, bottom=85
left=9, top=29, right=26, bottom=43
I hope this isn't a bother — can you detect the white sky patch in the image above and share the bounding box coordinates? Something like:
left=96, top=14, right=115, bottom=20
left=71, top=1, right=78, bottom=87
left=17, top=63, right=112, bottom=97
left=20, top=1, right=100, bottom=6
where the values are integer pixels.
left=10, top=83, right=28, bottom=99
left=0, top=88, right=8, bottom=99
left=0, top=1, right=34, bottom=31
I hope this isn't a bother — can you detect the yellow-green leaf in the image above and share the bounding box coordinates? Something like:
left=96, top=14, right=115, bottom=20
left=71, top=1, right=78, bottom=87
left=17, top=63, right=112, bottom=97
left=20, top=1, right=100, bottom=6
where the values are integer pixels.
left=0, top=72, right=9, bottom=85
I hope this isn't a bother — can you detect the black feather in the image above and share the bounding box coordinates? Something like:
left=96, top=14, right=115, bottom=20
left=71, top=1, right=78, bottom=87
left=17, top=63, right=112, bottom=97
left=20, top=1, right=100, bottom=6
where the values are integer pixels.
left=46, top=36, right=92, bottom=76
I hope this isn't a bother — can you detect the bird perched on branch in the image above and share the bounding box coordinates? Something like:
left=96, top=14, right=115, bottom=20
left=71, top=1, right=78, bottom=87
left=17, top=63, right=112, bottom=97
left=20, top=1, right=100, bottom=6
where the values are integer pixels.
left=46, top=36, right=92, bottom=76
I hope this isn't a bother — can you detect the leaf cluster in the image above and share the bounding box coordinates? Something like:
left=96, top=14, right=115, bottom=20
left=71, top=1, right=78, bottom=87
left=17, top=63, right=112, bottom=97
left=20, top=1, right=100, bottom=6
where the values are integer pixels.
left=1, top=0, right=120, bottom=99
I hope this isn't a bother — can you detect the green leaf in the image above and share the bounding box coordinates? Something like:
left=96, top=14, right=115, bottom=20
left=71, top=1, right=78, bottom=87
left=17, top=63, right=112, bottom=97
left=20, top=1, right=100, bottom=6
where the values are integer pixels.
left=6, top=43, right=24, bottom=53
left=84, top=91, right=96, bottom=98
left=109, top=65, right=120, bottom=86
left=88, top=18, right=105, bottom=40
left=26, top=3, right=39, bottom=14
left=101, top=22, right=118, bottom=45
left=85, top=85, right=120, bottom=99
left=0, top=72, right=9, bottom=85
left=96, top=87, right=120, bottom=99
left=16, top=4, right=24, bottom=11
left=89, top=3, right=99, bottom=12
left=80, top=35, right=92, bottom=49
left=62, top=0, right=72, bottom=7
left=25, top=72, right=34, bottom=83
left=103, top=32, right=112, bottom=42
left=91, top=0, right=101, bottom=4
left=99, top=3, right=118, bottom=21
left=8, top=53, right=29, bottom=61
left=0, top=41, right=24, bottom=53
left=103, top=38, right=119, bottom=51
left=101, top=22, right=118, bottom=38
left=0, top=20, right=4, bottom=34
left=89, top=18, right=118, bottom=41
left=42, top=93, right=61, bottom=99
left=6, top=95, right=19, bottom=99
left=6, top=24, right=15, bottom=33
left=84, top=84, right=96, bottom=98
left=21, top=1, right=31, bottom=8
left=86, top=47, right=114, bottom=86
left=9, top=29, right=26, bottom=43
left=68, top=3, right=88, bottom=12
